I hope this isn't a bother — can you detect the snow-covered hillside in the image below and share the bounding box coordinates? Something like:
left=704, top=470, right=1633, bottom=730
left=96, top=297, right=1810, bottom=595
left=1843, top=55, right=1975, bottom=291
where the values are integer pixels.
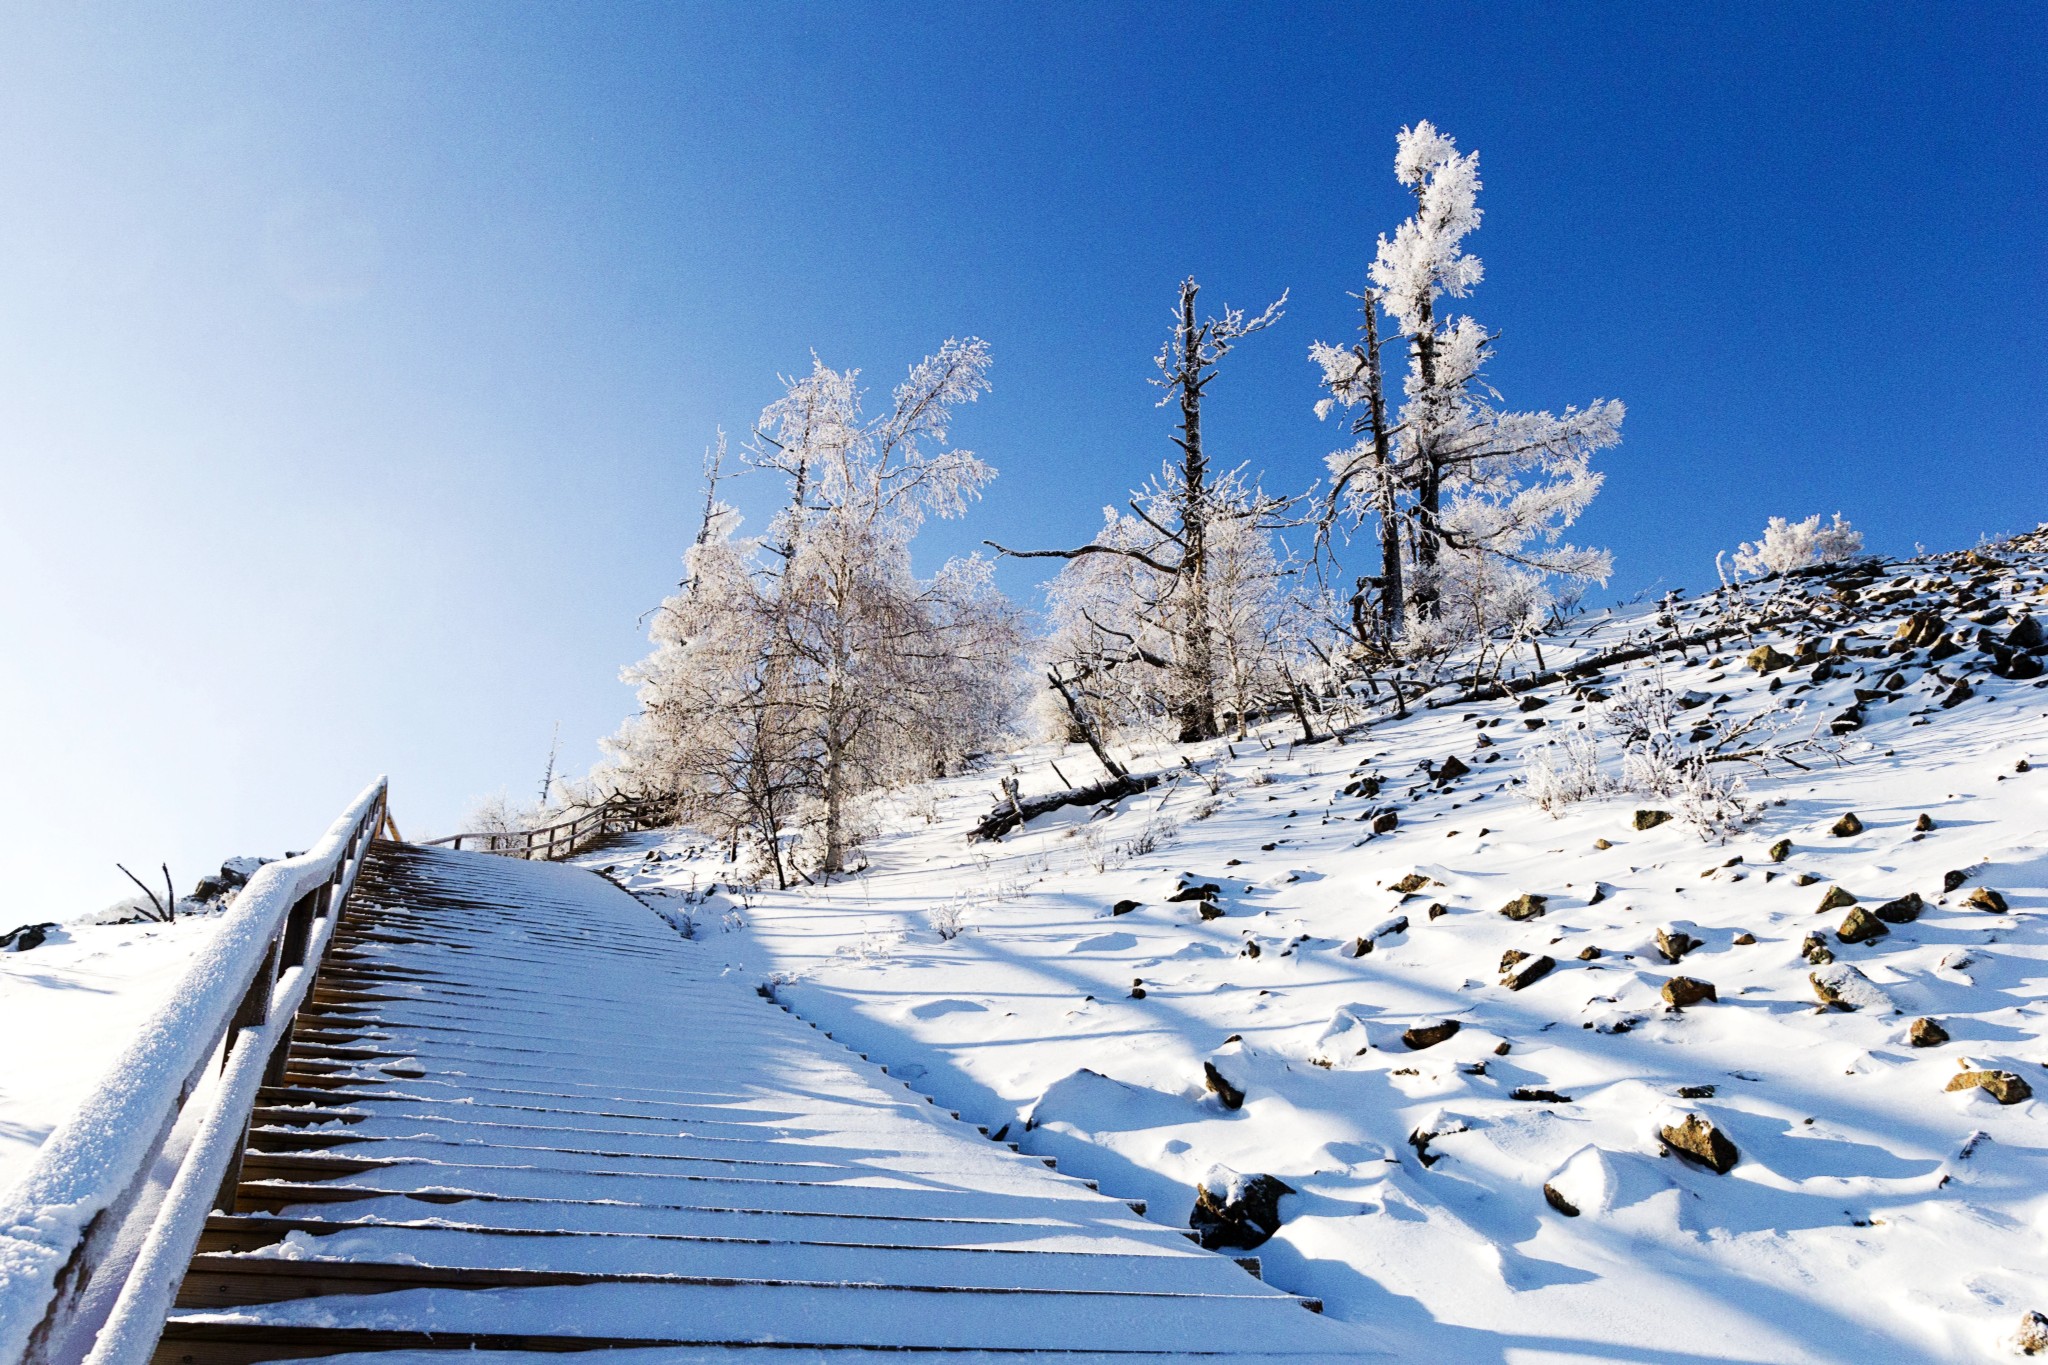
left=593, top=531, right=2048, bottom=1363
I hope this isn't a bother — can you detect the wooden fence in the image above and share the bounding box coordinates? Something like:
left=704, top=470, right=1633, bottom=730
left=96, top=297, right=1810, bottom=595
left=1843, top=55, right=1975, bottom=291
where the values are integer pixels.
left=419, top=795, right=665, bottom=862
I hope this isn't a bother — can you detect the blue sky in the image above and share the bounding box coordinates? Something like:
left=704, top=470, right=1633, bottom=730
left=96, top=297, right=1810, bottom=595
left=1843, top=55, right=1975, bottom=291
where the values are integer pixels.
left=1, top=4, right=2041, bottom=918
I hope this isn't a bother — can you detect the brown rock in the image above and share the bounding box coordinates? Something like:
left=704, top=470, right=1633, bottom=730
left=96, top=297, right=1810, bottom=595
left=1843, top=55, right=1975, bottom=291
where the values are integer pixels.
left=1662, top=976, right=1718, bottom=1008
left=1593, top=838, right=1613, bottom=850
left=1391, top=872, right=1431, bottom=894
left=2009, top=1309, right=2048, bottom=1356
left=1795, top=872, right=1821, bottom=886
left=1370, top=810, right=1399, bottom=834
left=1501, top=954, right=1555, bottom=991
left=1946, top=1069, right=2033, bottom=1105
left=1874, top=892, right=1924, bottom=923
left=1576, top=946, right=1602, bottom=961
left=1633, top=809, right=1673, bottom=831
left=1943, top=869, right=1968, bottom=893
left=1434, top=755, right=1471, bottom=783
left=1499, top=948, right=1529, bottom=973
left=1733, top=932, right=1756, bottom=945
left=1817, top=885, right=1859, bottom=913
left=1198, top=900, right=1226, bottom=921
left=1915, top=813, right=1936, bottom=832
left=1747, top=644, right=1793, bottom=674
left=1831, top=812, right=1865, bottom=837
left=1967, top=887, right=2009, bottom=912
left=1541, top=1183, right=1580, bottom=1217
left=1837, top=906, right=1889, bottom=944
left=1402, top=1020, right=1461, bottom=1050
left=1500, top=893, right=1549, bottom=921
left=1659, top=1113, right=1739, bottom=1173
left=1203, top=1061, right=1246, bottom=1110
left=1908, top=1017, right=1949, bottom=1048
left=1768, top=838, right=1792, bottom=862
left=1427, top=902, right=1448, bottom=920
left=1800, top=933, right=1835, bottom=965
left=1656, top=927, right=1701, bottom=963
left=1896, top=610, right=1945, bottom=648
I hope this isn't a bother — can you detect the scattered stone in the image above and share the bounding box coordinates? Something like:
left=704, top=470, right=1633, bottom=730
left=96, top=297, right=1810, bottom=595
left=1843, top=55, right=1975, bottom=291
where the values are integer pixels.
left=2008, top=1309, right=2048, bottom=1356
left=1747, top=644, right=1794, bottom=674
left=1656, top=927, right=1702, bottom=963
left=1189, top=1165, right=1294, bottom=1250
left=1811, top=962, right=1894, bottom=1012
left=1659, top=1113, right=1739, bottom=1173
left=1541, top=1183, right=1580, bottom=1217
left=1197, top=900, right=1226, bottom=921
left=1586, top=883, right=1608, bottom=905
left=1168, top=880, right=1222, bottom=903
left=1837, top=906, right=1889, bottom=944
left=1943, top=869, right=1969, bottom=892
left=1427, top=902, right=1448, bottom=920
left=1677, top=1084, right=1717, bottom=1099
left=2010, top=614, right=2047, bottom=652
left=1111, top=899, right=1141, bottom=916
left=1801, top=933, right=1835, bottom=965
left=1500, top=893, right=1549, bottom=921
left=1434, top=755, right=1471, bottom=784
left=1967, top=887, right=2009, bottom=913
left=1732, top=932, right=1756, bottom=945
left=1947, top=1069, right=2033, bottom=1105
left=1493, top=1041, right=1512, bottom=1056
left=1896, top=610, right=1945, bottom=648
left=1576, top=946, right=1602, bottom=961
left=1662, top=976, right=1718, bottom=1008
left=1370, top=811, right=1399, bottom=834
left=1593, top=838, right=1613, bottom=850
left=1875, top=892, right=1925, bottom=923
left=1908, top=1017, right=1950, bottom=1048
left=1402, top=1019, right=1461, bottom=1051
left=1940, top=679, right=1974, bottom=708
left=1768, top=838, right=1792, bottom=862
left=1501, top=954, right=1555, bottom=991
left=1517, top=694, right=1550, bottom=712
left=1202, top=1061, right=1246, bottom=1110
left=1633, top=809, right=1672, bottom=831
left=1345, top=936, right=1372, bottom=957
left=1916, top=813, right=1937, bottom=832
left=1817, top=885, right=1860, bottom=913
left=1240, top=940, right=1261, bottom=959
left=1390, top=872, right=1432, bottom=894
left=1523, top=717, right=1546, bottom=730
left=1500, top=948, right=1529, bottom=973
left=1512, top=1086, right=1572, bottom=1103
left=1830, top=812, right=1865, bottom=837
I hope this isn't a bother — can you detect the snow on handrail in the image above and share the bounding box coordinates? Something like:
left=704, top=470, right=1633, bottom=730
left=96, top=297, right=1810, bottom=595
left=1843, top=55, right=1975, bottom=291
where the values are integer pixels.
left=0, top=778, right=388, bottom=1365
left=419, top=793, right=662, bottom=861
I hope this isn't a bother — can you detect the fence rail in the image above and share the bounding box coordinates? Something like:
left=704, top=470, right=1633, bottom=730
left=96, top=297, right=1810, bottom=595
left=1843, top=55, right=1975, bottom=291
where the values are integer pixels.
left=419, top=795, right=664, bottom=862
left=0, top=779, right=388, bottom=1365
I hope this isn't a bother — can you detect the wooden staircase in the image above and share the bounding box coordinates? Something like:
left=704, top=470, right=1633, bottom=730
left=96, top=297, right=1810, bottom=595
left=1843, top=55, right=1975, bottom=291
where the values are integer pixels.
left=154, top=843, right=1374, bottom=1362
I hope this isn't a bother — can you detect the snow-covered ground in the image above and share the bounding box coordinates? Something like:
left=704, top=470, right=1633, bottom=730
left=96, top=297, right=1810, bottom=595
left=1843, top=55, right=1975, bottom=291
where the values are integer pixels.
left=592, top=540, right=2048, bottom=1363
left=0, top=910, right=233, bottom=1194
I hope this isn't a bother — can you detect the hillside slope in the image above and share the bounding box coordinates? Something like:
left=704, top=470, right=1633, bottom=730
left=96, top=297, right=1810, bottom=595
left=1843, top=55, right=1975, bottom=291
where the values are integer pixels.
left=597, top=528, right=2048, bottom=1363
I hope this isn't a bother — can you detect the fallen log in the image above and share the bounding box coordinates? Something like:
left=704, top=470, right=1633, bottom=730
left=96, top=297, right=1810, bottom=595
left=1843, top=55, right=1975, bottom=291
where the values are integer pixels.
left=968, top=772, right=1165, bottom=842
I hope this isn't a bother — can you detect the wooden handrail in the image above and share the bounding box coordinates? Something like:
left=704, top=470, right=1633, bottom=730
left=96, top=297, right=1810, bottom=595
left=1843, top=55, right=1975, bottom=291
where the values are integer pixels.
left=0, top=780, right=388, bottom=1365
left=418, top=795, right=662, bottom=862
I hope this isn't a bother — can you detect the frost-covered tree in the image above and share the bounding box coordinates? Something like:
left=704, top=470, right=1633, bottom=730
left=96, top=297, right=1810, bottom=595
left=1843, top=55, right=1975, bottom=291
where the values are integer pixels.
left=606, top=340, right=1025, bottom=884
left=1725, top=513, right=1863, bottom=579
left=995, top=277, right=1292, bottom=742
left=1314, top=122, right=1622, bottom=657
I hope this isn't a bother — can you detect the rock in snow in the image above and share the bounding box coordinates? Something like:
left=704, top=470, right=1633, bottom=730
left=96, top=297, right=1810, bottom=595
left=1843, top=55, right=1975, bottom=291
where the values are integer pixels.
left=1190, top=1165, right=1295, bottom=1250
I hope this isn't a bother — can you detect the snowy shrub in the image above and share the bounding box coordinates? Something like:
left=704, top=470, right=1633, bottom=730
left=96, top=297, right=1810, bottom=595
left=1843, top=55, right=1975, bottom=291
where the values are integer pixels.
left=930, top=897, right=966, bottom=941
left=1673, top=754, right=1757, bottom=841
left=1522, top=726, right=1609, bottom=815
left=1605, top=669, right=1686, bottom=796
left=1728, top=513, right=1863, bottom=579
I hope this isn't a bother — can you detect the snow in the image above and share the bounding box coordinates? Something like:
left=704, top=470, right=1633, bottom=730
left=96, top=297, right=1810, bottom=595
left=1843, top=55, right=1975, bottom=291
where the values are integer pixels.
left=589, top=545, right=2048, bottom=1362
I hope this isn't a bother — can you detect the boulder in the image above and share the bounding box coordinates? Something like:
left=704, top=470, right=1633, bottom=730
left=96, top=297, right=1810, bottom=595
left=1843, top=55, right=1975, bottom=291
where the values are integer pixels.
left=1830, top=812, right=1865, bottom=837
left=1501, top=954, right=1555, bottom=992
left=1111, top=899, right=1141, bottom=916
left=1168, top=879, right=1222, bottom=903
left=1896, top=610, right=1945, bottom=648
left=1434, top=755, right=1471, bottom=784
left=1946, top=1069, right=2033, bottom=1105
left=1908, top=1017, right=1950, bottom=1048
left=1541, top=1183, right=1580, bottom=1217
left=1967, top=887, right=2009, bottom=913
left=0, top=922, right=58, bottom=953
left=1189, top=1165, right=1295, bottom=1250
left=1836, top=907, right=1888, bottom=944
left=1197, top=900, right=1226, bottom=921
left=1390, top=872, right=1432, bottom=894
left=1577, top=946, right=1602, bottom=961
left=1500, top=893, right=1549, bottom=921
left=1800, top=933, right=1835, bottom=965
left=1873, top=892, right=1924, bottom=923
left=1202, top=1061, right=1246, bottom=1110
left=1817, top=885, right=1860, bottom=913
left=1659, top=1113, right=1739, bottom=1173
left=1370, top=810, right=1399, bottom=834
left=2009, top=614, right=2047, bottom=652
left=1943, top=869, right=1968, bottom=892
left=1632, top=809, right=1672, bottom=831
left=1656, top=927, right=1701, bottom=963
left=1768, top=838, right=1792, bottom=862
left=1402, top=1019, right=1461, bottom=1051
left=2008, top=1309, right=2048, bottom=1357
left=1747, top=644, right=1794, bottom=674
left=1732, top=932, right=1756, bottom=945
left=1662, top=976, right=1718, bottom=1008
left=1940, top=680, right=1974, bottom=708
left=1810, top=962, right=1895, bottom=1012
